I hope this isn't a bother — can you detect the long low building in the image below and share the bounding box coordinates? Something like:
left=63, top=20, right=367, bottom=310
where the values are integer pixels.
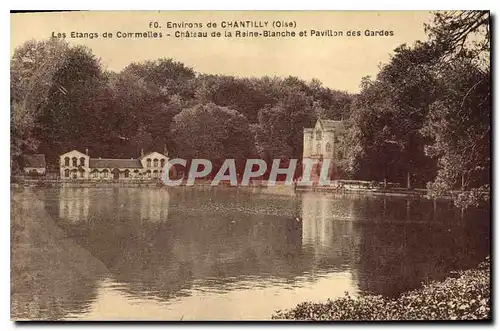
left=59, top=149, right=168, bottom=180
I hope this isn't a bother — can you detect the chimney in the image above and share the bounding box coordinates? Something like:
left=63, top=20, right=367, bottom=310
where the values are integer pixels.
left=140, top=148, right=144, bottom=158
left=163, top=144, right=168, bottom=157
left=85, top=148, right=89, bottom=155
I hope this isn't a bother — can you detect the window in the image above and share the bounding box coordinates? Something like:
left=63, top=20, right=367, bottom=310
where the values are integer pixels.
left=103, top=170, right=108, bottom=179
left=64, top=169, right=70, bottom=177
left=92, top=172, right=98, bottom=179
left=338, top=150, right=343, bottom=159
left=153, top=170, right=158, bottom=178
left=79, top=171, right=84, bottom=178
left=124, top=170, right=129, bottom=178
left=153, top=159, right=158, bottom=167
left=326, top=143, right=332, bottom=153
left=147, top=158, right=151, bottom=168
left=80, top=157, right=85, bottom=167
left=72, top=157, right=77, bottom=167
left=316, top=129, right=322, bottom=141
left=316, top=143, right=321, bottom=155
left=160, top=159, right=165, bottom=168
left=64, top=157, right=70, bottom=167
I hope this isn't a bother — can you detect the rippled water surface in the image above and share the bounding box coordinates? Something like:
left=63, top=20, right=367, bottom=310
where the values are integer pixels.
left=11, top=187, right=490, bottom=320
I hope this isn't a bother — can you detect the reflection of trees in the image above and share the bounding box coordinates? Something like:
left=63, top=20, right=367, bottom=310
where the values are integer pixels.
left=354, top=198, right=491, bottom=297
left=11, top=190, right=107, bottom=320
left=51, top=188, right=315, bottom=302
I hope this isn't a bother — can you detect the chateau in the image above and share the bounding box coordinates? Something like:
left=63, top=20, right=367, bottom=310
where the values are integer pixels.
left=59, top=149, right=168, bottom=180
left=303, top=119, right=345, bottom=179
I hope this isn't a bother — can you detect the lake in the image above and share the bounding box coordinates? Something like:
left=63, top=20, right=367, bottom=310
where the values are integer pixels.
left=11, top=187, right=490, bottom=320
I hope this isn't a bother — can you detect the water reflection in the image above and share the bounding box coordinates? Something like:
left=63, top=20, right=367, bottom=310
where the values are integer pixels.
left=11, top=190, right=106, bottom=320
left=11, top=187, right=490, bottom=320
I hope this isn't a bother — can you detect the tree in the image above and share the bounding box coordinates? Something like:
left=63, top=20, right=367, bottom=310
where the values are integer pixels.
left=170, top=103, right=255, bottom=170
left=10, top=38, right=69, bottom=169
left=35, top=45, right=114, bottom=161
left=254, top=85, right=316, bottom=161
left=421, top=11, right=491, bottom=209
left=421, top=57, right=490, bottom=208
left=425, top=11, right=490, bottom=61
left=343, top=43, right=440, bottom=187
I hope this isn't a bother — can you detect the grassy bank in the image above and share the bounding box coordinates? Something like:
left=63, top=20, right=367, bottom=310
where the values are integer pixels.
left=272, top=258, right=490, bottom=321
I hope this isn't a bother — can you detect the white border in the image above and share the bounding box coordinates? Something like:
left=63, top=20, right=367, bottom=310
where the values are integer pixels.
left=3, top=1, right=498, bottom=330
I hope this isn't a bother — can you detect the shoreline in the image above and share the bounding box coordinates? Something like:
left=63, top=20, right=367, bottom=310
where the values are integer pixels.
left=272, top=258, right=491, bottom=321
left=10, top=179, right=444, bottom=199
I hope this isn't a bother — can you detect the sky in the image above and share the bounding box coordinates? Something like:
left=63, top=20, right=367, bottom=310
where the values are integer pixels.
left=10, top=11, right=434, bottom=93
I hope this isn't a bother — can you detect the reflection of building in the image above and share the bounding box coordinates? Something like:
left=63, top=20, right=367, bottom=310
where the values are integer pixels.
left=302, top=119, right=345, bottom=180
left=59, top=188, right=90, bottom=223
left=138, top=189, right=169, bottom=222
left=59, top=149, right=168, bottom=180
left=22, top=154, right=46, bottom=175
left=57, top=187, right=170, bottom=225
left=301, top=192, right=358, bottom=264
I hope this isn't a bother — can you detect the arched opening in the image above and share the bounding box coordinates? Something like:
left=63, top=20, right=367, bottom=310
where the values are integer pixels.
left=147, top=158, right=152, bottom=168
left=316, top=143, right=321, bottom=155
left=80, top=157, right=86, bottom=167
left=102, top=169, right=109, bottom=179
left=316, top=129, right=322, bottom=141
left=112, top=168, right=120, bottom=180
left=72, top=157, right=78, bottom=167
left=64, top=169, right=70, bottom=178
left=160, top=159, right=165, bottom=168
left=326, top=143, right=332, bottom=153
left=64, top=157, right=70, bottom=167
left=124, top=169, right=130, bottom=179
left=153, top=158, right=158, bottom=168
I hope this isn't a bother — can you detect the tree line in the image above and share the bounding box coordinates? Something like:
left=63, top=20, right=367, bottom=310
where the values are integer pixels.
left=11, top=11, right=490, bottom=207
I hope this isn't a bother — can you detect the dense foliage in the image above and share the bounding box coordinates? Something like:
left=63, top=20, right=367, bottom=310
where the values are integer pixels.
left=11, top=12, right=490, bottom=208
left=272, top=258, right=490, bottom=321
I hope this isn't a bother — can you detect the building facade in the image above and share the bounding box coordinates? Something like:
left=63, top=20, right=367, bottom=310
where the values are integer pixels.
left=59, top=150, right=169, bottom=180
left=303, top=119, right=345, bottom=180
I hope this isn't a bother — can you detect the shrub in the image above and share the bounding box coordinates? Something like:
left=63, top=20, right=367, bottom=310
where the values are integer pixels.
left=272, top=258, right=490, bottom=321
